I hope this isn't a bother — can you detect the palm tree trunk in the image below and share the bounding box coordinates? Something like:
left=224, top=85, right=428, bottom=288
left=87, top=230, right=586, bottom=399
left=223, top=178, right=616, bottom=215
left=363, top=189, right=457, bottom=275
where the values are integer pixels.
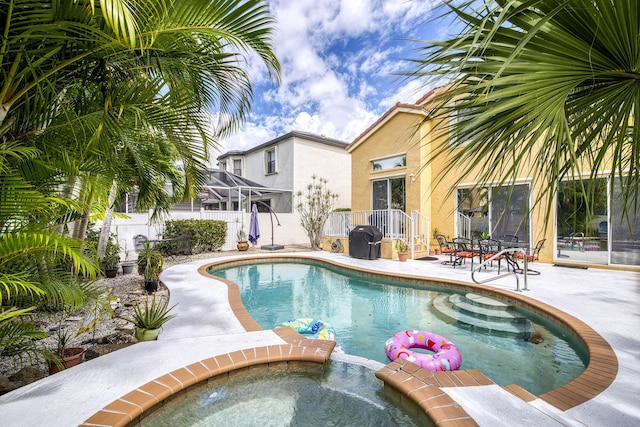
left=97, top=180, right=118, bottom=259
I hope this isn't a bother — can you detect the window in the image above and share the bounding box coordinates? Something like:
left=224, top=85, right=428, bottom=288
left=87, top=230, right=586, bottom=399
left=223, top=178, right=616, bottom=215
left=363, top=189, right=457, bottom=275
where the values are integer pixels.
left=233, top=159, right=242, bottom=176
left=449, top=103, right=474, bottom=146
left=265, top=148, right=277, bottom=174
left=255, top=200, right=271, bottom=212
left=611, top=182, right=640, bottom=266
left=219, top=161, right=227, bottom=171
left=371, top=155, right=406, bottom=172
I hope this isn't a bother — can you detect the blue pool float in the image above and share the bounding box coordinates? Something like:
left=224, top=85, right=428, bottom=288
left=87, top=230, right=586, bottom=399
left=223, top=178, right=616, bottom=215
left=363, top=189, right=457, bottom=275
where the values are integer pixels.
left=275, top=318, right=336, bottom=340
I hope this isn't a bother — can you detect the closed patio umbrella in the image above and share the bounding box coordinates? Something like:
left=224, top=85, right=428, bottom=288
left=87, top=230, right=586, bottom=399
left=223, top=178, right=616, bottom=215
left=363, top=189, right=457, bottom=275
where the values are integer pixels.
left=249, top=203, right=260, bottom=245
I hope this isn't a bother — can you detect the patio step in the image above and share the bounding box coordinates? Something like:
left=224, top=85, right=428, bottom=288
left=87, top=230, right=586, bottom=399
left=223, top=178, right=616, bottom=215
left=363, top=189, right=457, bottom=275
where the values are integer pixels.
left=431, top=293, right=533, bottom=339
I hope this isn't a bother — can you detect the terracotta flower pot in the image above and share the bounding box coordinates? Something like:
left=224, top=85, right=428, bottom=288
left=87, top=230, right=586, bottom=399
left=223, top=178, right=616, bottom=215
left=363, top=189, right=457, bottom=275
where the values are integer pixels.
left=48, top=347, right=85, bottom=374
left=237, top=241, right=249, bottom=251
left=398, top=252, right=408, bottom=262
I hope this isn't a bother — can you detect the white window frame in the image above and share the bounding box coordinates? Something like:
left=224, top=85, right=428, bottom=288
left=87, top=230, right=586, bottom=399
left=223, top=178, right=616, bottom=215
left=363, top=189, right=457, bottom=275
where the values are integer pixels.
left=371, top=153, right=406, bottom=172
left=265, top=147, right=277, bottom=175
left=233, top=158, right=243, bottom=176
left=449, top=102, right=473, bottom=147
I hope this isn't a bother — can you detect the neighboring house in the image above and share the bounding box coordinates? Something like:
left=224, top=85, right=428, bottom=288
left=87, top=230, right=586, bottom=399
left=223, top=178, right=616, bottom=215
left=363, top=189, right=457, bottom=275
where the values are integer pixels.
left=111, top=132, right=351, bottom=253
left=217, top=131, right=351, bottom=213
left=345, top=88, right=639, bottom=270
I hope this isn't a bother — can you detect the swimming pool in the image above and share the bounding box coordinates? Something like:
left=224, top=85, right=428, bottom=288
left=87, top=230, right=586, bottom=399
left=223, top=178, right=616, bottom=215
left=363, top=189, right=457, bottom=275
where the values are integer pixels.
left=210, top=260, right=588, bottom=395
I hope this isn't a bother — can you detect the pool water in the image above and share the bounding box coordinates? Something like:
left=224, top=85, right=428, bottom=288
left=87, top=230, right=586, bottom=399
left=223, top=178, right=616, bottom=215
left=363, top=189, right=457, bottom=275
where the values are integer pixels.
left=210, top=261, right=588, bottom=395
left=140, top=360, right=428, bottom=427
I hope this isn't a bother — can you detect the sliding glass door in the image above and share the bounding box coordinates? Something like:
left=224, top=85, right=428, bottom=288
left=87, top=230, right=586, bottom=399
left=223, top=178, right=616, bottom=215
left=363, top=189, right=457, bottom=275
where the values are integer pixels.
left=457, top=184, right=530, bottom=243
left=610, top=181, right=640, bottom=266
left=372, top=178, right=405, bottom=211
left=556, top=177, right=639, bottom=266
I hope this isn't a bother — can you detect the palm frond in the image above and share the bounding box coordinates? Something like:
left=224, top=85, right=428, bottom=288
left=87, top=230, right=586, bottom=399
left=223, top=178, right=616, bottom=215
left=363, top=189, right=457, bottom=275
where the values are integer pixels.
left=406, top=0, right=639, bottom=222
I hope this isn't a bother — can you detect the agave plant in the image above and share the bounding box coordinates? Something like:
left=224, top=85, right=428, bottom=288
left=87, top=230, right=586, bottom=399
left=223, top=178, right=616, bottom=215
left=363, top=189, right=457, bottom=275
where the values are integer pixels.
left=125, top=296, right=177, bottom=331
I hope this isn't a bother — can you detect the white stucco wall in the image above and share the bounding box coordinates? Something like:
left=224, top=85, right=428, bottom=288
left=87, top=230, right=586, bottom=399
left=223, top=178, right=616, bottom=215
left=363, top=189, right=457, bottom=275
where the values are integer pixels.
left=293, top=137, right=351, bottom=209
left=241, top=135, right=351, bottom=212
left=244, top=139, right=294, bottom=191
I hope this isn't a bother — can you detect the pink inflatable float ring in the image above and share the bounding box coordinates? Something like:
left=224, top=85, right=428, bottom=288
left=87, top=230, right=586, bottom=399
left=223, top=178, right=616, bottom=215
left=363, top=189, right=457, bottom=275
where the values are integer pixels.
left=385, top=330, right=462, bottom=371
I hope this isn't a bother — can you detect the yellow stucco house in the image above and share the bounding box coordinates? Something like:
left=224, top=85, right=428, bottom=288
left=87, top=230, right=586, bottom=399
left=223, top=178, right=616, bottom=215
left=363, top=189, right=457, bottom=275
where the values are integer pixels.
left=332, top=88, right=639, bottom=271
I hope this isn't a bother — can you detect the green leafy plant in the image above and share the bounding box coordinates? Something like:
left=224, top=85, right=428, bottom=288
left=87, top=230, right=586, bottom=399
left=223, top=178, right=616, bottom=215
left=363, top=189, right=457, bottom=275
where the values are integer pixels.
left=162, top=219, right=226, bottom=253
left=102, top=240, right=121, bottom=269
left=85, top=228, right=121, bottom=268
left=395, top=239, right=409, bottom=253
left=236, top=221, right=247, bottom=242
left=136, top=243, right=164, bottom=282
left=125, top=296, right=177, bottom=330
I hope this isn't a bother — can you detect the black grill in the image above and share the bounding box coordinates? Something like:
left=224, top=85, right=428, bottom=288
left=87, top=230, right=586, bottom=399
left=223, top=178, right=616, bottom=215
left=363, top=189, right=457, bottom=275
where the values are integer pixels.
left=349, top=225, right=382, bottom=259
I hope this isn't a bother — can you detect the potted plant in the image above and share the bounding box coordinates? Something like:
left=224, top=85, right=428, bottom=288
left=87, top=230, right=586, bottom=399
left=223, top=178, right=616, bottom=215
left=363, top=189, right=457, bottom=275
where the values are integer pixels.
left=120, top=243, right=135, bottom=274
left=46, top=285, right=115, bottom=374
left=431, top=228, right=441, bottom=255
left=47, top=329, right=85, bottom=374
left=395, top=239, right=409, bottom=262
left=124, top=296, right=177, bottom=341
left=236, top=223, right=249, bottom=251
left=101, top=234, right=121, bottom=278
left=137, top=243, right=164, bottom=293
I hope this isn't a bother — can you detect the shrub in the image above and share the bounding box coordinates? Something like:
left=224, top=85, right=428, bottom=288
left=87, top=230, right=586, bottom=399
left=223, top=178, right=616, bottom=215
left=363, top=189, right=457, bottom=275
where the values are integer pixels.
left=161, top=219, right=226, bottom=254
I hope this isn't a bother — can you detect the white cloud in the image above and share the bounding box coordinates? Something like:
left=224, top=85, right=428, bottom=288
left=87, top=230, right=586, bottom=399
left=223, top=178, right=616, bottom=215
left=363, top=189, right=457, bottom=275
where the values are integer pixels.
left=216, top=0, right=444, bottom=157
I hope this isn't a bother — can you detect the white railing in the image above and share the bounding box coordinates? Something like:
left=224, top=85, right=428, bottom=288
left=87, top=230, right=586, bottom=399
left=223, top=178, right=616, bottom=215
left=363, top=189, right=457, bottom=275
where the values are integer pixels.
left=325, top=209, right=408, bottom=240
left=471, top=248, right=529, bottom=292
left=325, top=209, right=428, bottom=257
left=457, top=211, right=472, bottom=239
left=411, top=210, right=431, bottom=256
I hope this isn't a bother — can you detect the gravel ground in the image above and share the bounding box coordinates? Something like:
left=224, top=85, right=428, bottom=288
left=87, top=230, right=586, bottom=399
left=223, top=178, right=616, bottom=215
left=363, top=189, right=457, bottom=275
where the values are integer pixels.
left=0, top=246, right=311, bottom=394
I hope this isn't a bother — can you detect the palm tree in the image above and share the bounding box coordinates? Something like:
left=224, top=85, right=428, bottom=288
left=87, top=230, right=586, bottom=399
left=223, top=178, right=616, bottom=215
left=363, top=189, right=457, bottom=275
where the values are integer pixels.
left=0, top=0, right=280, bottom=366
left=1, top=0, right=280, bottom=137
left=3, top=0, right=280, bottom=242
left=409, top=0, right=639, bottom=221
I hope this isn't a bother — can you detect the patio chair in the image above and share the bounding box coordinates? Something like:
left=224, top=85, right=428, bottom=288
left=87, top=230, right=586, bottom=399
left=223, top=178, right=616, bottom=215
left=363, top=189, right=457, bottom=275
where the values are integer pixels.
left=133, top=235, right=148, bottom=253
left=436, top=234, right=455, bottom=264
left=452, top=238, right=475, bottom=269
left=514, top=239, right=545, bottom=263
left=478, top=238, right=505, bottom=273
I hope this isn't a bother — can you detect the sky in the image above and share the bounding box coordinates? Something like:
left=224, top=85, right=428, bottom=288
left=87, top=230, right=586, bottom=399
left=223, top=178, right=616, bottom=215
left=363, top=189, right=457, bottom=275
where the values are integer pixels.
left=211, top=0, right=455, bottom=161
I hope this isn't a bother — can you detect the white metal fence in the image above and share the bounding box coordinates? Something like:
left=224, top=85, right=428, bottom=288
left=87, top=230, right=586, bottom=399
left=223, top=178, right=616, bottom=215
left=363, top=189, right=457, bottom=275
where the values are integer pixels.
left=107, top=209, right=309, bottom=259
